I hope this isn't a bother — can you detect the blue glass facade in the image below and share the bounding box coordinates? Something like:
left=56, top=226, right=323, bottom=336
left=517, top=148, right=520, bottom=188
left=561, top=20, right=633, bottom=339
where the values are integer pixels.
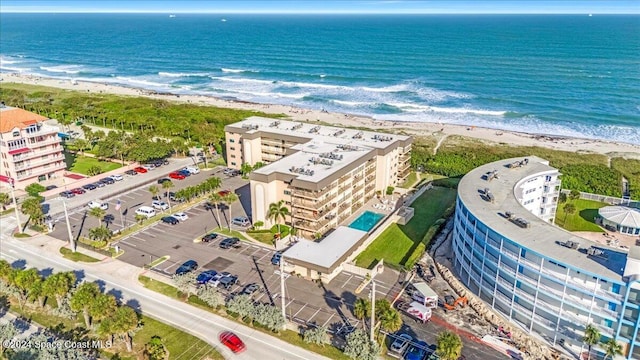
left=452, top=196, right=640, bottom=359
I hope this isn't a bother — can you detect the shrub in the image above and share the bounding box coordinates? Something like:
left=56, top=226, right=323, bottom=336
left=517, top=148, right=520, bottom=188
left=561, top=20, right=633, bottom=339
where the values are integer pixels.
left=386, top=186, right=394, bottom=195
left=25, top=183, right=46, bottom=197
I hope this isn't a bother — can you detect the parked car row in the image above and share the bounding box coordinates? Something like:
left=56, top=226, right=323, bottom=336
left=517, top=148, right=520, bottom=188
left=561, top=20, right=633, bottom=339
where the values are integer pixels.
left=387, top=333, right=436, bottom=360
left=192, top=267, right=240, bottom=291
left=168, top=166, right=200, bottom=180
left=59, top=174, right=124, bottom=198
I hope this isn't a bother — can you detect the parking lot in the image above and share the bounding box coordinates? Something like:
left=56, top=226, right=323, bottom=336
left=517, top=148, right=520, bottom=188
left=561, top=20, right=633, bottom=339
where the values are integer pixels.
left=47, top=166, right=250, bottom=242
left=47, top=160, right=507, bottom=359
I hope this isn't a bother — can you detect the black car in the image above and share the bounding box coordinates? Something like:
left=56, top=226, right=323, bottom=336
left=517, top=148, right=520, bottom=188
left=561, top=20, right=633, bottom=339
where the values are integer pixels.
left=219, top=237, right=240, bottom=249
left=60, top=191, right=75, bottom=198
left=218, top=274, right=238, bottom=290
left=157, top=178, right=171, bottom=184
left=82, top=183, right=97, bottom=191
left=175, top=260, right=198, bottom=275
left=240, top=283, right=260, bottom=296
left=151, top=159, right=164, bottom=167
left=94, top=182, right=106, bottom=188
left=161, top=216, right=179, bottom=225
left=45, top=185, right=58, bottom=191
left=125, top=169, right=138, bottom=176
left=202, top=233, right=218, bottom=242
left=100, top=177, right=115, bottom=185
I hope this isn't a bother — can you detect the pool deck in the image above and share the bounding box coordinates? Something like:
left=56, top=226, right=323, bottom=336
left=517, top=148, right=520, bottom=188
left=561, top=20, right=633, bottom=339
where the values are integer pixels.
left=340, top=195, right=400, bottom=230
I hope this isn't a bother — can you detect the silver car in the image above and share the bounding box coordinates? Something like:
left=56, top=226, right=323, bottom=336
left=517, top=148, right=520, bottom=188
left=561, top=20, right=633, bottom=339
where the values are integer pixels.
left=387, top=333, right=412, bottom=358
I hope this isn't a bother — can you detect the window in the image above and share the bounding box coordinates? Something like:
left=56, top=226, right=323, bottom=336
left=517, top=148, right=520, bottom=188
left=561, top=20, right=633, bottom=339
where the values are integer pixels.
left=231, top=162, right=236, bottom=166
left=12, top=131, right=20, bottom=137
left=284, top=190, right=291, bottom=195
left=230, top=146, right=235, bottom=151
left=229, top=139, right=235, bottom=143
left=230, top=154, right=236, bottom=158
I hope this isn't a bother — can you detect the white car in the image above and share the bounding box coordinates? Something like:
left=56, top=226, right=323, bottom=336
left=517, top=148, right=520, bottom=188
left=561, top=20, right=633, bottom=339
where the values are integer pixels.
left=87, top=200, right=108, bottom=210
left=109, top=174, right=124, bottom=181
left=172, top=212, right=189, bottom=221
left=183, top=166, right=200, bottom=174
left=151, top=200, right=169, bottom=211
left=142, top=164, right=156, bottom=170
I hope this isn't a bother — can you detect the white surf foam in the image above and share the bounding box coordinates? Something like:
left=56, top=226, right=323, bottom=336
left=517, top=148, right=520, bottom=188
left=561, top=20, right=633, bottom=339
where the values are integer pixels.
left=221, top=68, right=251, bottom=73
left=331, top=100, right=370, bottom=107
left=158, top=71, right=209, bottom=77
left=39, top=65, right=84, bottom=74
left=113, top=76, right=166, bottom=88
left=0, top=56, right=19, bottom=64
left=0, top=65, right=30, bottom=73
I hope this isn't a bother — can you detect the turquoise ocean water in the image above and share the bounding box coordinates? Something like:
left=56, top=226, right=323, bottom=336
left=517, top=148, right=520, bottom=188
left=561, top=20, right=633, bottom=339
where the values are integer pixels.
left=1, top=14, right=639, bottom=144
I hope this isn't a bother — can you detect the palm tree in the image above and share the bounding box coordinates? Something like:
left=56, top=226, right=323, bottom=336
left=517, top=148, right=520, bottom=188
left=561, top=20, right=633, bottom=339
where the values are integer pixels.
left=378, top=307, right=402, bottom=333
left=21, top=196, right=44, bottom=226
left=583, top=323, right=601, bottom=360
left=208, top=193, right=224, bottom=230
left=70, top=282, right=101, bottom=328
left=268, top=200, right=290, bottom=233
left=148, top=185, right=159, bottom=200
left=89, top=207, right=106, bottom=226
left=604, top=338, right=622, bottom=360
left=353, top=298, right=371, bottom=320
left=42, top=271, right=76, bottom=306
left=88, top=226, right=112, bottom=242
left=569, top=189, right=581, bottom=201
left=90, top=294, right=117, bottom=329
left=0, top=192, right=10, bottom=210
left=563, top=203, right=576, bottom=224
left=161, top=180, right=174, bottom=211
left=223, top=193, right=239, bottom=231
left=436, top=330, right=463, bottom=360
left=74, top=138, right=89, bottom=155
left=111, top=306, right=140, bottom=351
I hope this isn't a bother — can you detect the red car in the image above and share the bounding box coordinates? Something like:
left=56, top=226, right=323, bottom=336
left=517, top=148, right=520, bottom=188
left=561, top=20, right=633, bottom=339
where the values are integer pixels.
left=218, top=190, right=231, bottom=197
left=71, top=188, right=86, bottom=195
left=134, top=166, right=148, bottom=173
left=219, top=331, right=245, bottom=353
left=169, top=172, right=186, bottom=180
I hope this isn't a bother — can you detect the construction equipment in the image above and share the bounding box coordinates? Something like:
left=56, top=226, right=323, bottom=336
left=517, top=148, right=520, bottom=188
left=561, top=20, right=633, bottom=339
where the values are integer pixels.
left=443, top=296, right=468, bottom=311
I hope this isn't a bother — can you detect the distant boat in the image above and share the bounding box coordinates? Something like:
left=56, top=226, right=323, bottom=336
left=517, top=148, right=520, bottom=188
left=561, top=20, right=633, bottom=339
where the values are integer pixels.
left=221, top=18, right=227, bottom=22
left=169, top=14, right=176, bottom=18
left=589, top=14, right=593, bottom=17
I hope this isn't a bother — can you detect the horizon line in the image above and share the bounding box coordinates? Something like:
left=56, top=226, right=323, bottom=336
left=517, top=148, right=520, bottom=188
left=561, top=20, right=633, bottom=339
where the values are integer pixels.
left=1, top=11, right=638, bottom=15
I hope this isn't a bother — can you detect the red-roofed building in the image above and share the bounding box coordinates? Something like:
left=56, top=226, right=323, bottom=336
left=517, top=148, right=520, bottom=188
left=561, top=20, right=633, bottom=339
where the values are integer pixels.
left=0, top=105, right=65, bottom=189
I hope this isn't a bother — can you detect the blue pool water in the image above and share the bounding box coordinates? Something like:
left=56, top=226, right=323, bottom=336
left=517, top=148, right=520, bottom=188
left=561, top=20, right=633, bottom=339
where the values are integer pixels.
left=349, top=211, right=384, bottom=232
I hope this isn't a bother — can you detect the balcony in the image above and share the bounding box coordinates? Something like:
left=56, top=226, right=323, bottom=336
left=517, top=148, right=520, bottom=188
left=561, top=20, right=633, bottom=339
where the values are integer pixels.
left=400, top=153, right=411, bottom=162
left=294, top=216, right=332, bottom=232
left=352, top=183, right=364, bottom=194
left=398, top=161, right=411, bottom=172
left=261, top=145, right=286, bottom=155
left=24, top=125, right=58, bottom=137
left=292, top=196, right=333, bottom=210
left=13, top=146, right=62, bottom=161
left=293, top=185, right=336, bottom=199
left=15, top=155, right=64, bottom=170
left=16, top=162, right=65, bottom=180
left=28, top=137, right=61, bottom=148
left=365, top=165, right=376, bottom=176
left=261, top=138, right=285, bottom=147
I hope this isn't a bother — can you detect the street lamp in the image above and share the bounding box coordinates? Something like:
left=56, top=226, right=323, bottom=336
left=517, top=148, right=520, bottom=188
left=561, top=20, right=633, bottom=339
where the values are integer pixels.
left=8, top=178, right=21, bottom=233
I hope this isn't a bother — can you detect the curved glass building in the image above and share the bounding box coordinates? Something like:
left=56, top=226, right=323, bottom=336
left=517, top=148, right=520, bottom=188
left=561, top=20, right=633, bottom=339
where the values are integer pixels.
left=452, top=156, right=640, bottom=359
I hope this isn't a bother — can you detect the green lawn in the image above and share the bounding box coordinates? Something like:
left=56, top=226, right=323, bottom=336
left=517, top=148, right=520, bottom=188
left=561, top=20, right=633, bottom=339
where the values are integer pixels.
left=355, top=186, right=457, bottom=269
left=399, top=172, right=419, bottom=189
left=247, top=224, right=290, bottom=245
left=213, top=227, right=248, bottom=241
left=59, top=247, right=100, bottom=262
left=134, top=316, right=223, bottom=360
left=555, top=198, right=607, bottom=232
left=64, top=152, right=122, bottom=175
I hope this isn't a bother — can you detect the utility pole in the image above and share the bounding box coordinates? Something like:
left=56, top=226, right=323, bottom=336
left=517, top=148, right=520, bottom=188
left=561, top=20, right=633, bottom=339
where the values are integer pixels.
left=9, top=180, right=20, bottom=232
left=62, top=199, right=74, bottom=250
left=370, top=280, right=376, bottom=342
left=280, top=255, right=286, bottom=322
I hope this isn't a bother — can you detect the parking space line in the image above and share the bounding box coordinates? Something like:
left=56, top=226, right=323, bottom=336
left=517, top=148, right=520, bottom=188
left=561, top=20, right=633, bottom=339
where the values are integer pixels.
left=341, top=274, right=353, bottom=289
left=322, top=314, right=335, bottom=328
left=308, top=308, right=321, bottom=321
left=293, top=304, right=306, bottom=317
left=250, top=248, right=263, bottom=256
left=257, top=252, right=271, bottom=262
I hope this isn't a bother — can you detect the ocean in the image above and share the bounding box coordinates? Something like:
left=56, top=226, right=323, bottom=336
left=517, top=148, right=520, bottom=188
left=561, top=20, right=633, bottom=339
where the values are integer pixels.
left=1, top=13, right=639, bottom=144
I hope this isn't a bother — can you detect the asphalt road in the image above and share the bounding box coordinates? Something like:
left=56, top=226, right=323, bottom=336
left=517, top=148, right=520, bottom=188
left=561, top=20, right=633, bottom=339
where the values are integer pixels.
left=0, top=226, right=330, bottom=360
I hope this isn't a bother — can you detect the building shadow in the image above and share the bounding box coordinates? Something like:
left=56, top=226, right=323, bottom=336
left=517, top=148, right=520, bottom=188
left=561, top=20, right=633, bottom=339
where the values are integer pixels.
left=236, top=183, right=252, bottom=220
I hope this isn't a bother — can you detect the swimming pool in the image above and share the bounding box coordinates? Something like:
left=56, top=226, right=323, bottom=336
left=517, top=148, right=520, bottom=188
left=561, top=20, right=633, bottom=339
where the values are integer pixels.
left=349, top=211, right=384, bottom=232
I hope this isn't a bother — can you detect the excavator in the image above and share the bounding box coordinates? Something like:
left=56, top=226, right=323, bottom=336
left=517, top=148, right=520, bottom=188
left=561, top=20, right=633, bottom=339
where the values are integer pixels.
left=443, top=295, right=468, bottom=311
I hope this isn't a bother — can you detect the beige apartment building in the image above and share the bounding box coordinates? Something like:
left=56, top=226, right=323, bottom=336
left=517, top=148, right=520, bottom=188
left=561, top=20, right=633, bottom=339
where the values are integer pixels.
left=0, top=106, right=65, bottom=189
left=224, top=117, right=412, bottom=238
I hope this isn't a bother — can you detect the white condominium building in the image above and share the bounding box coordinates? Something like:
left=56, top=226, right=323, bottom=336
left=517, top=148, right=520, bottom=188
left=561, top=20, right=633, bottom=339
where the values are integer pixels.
left=224, top=117, right=412, bottom=238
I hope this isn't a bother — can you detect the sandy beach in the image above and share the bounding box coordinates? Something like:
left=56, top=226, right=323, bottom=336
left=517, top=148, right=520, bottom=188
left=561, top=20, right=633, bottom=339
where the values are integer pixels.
left=3, top=72, right=639, bottom=158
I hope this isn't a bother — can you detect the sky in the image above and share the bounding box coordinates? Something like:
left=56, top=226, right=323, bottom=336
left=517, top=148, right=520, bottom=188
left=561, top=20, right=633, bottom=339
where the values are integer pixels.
left=1, top=0, right=638, bottom=14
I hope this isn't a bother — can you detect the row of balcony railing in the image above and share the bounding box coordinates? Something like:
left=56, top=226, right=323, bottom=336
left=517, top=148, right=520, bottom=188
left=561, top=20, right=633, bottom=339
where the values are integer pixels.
left=16, top=162, right=65, bottom=180
left=14, top=155, right=64, bottom=170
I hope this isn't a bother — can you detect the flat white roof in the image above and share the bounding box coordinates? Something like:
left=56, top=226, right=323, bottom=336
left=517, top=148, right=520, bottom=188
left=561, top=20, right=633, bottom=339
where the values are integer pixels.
left=599, top=206, right=640, bottom=228
left=227, top=117, right=411, bottom=150
left=412, top=281, right=438, bottom=298
left=283, top=226, right=368, bottom=270
left=458, top=156, right=628, bottom=280
left=253, top=139, right=374, bottom=182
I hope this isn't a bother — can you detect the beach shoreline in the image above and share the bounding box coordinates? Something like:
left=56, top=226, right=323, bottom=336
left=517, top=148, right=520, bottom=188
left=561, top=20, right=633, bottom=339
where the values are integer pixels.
left=2, top=72, right=639, bottom=158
